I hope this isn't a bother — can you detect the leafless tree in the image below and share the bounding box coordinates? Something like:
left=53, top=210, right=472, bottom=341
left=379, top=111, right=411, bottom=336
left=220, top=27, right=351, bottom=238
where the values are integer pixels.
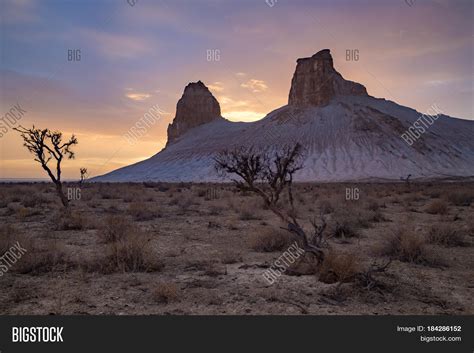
left=215, top=143, right=327, bottom=263
left=14, top=125, right=78, bottom=207
left=79, top=167, right=88, bottom=184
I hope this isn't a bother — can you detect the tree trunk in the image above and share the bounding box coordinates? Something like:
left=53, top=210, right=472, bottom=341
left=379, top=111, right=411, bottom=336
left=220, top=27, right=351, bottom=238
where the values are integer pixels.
left=55, top=182, right=68, bottom=208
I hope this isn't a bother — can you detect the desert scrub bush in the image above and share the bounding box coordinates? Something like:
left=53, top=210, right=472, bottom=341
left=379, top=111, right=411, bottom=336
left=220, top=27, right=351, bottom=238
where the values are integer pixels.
left=379, top=228, right=428, bottom=264
left=15, top=206, right=42, bottom=219
left=152, top=282, right=179, bottom=303
left=425, top=200, right=448, bottom=215
left=56, top=210, right=88, bottom=230
left=99, top=215, right=135, bottom=243
left=11, top=236, right=72, bottom=275
left=100, top=225, right=161, bottom=273
left=21, top=193, right=49, bottom=208
left=447, top=192, right=473, bottom=207
left=129, top=201, right=159, bottom=221
left=427, top=224, right=467, bottom=247
left=318, top=251, right=360, bottom=284
left=249, top=227, right=296, bottom=252
left=329, top=210, right=362, bottom=238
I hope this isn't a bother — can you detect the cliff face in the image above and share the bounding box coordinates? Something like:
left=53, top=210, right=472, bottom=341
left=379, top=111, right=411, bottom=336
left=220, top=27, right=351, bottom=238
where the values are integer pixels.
left=166, top=81, right=222, bottom=146
left=288, top=49, right=367, bottom=107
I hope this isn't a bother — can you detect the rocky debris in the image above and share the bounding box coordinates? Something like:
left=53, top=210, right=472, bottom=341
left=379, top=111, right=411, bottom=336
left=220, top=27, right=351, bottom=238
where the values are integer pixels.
left=166, top=81, right=222, bottom=146
left=288, top=49, right=367, bottom=107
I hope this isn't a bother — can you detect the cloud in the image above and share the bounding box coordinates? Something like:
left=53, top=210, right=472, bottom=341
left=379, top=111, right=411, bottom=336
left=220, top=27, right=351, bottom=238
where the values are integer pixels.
left=125, top=92, right=152, bottom=101
left=240, top=79, right=268, bottom=93
left=207, top=82, right=224, bottom=92
left=217, top=96, right=250, bottom=109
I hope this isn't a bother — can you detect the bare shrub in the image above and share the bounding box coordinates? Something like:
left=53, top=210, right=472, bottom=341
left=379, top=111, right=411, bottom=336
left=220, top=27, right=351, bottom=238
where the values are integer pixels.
left=21, top=194, right=48, bottom=208
left=215, top=143, right=327, bottom=263
left=14, top=125, right=78, bottom=207
left=11, top=236, right=72, bottom=275
left=329, top=210, right=361, bottom=238
left=318, top=251, right=360, bottom=284
left=380, top=228, right=427, bottom=264
left=249, top=227, right=296, bottom=252
left=129, top=202, right=159, bottom=221
left=427, top=224, right=467, bottom=247
left=99, top=215, right=134, bottom=243
left=56, top=210, right=88, bottom=230
left=99, top=226, right=161, bottom=273
left=152, top=282, right=179, bottom=303
left=425, top=200, right=448, bottom=215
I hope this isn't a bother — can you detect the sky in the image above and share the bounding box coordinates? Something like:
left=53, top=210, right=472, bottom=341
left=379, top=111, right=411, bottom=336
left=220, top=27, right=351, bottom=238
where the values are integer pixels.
left=0, top=0, right=472, bottom=179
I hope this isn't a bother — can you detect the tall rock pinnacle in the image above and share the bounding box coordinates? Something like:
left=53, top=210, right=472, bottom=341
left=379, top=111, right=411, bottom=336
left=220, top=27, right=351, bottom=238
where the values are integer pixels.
left=288, top=49, right=368, bottom=107
left=166, top=81, right=222, bottom=146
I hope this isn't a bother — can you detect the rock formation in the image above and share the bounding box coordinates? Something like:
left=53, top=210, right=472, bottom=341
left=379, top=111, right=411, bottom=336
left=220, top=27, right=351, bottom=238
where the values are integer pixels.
left=94, top=48, right=474, bottom=183
left=166, top=81, right=222, bottom=146
left=288, top=49, right=368, bottom=107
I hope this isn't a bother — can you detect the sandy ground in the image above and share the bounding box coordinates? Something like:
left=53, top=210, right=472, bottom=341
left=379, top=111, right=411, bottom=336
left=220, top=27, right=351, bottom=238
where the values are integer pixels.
left=0, top=182, right=473, bottom=315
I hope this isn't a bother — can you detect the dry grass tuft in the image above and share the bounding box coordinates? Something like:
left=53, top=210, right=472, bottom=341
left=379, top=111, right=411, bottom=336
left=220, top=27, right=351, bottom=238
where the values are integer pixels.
left=379, top=228, right=432, bottom=265
left=152, top=282, right=179, bottom=303
left=98, top=225, right=162, bottom=273
left=318, top=251, right=360, bottom=284
left=425, top=200, right=448, bottom=215
left=129, top=202, right=159, bottom=221
left=249, top=227, right=296, bottom=252
left=427, top=224, right=467, bottom=247
left=56, top=210, right=88, bottom=230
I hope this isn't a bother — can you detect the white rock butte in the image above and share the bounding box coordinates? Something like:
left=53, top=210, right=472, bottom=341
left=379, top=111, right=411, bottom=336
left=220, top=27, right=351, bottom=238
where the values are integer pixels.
left=93, top=49, right=474, bottom=182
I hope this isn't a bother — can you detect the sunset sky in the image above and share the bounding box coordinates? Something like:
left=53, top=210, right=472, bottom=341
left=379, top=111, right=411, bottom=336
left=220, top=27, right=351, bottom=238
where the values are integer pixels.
left=1, top=0, right=472, bottom=180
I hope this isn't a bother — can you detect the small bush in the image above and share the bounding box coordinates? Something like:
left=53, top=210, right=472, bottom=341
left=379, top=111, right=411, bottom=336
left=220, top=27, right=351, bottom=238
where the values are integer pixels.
left=318, top=251, right=360, bottom=284
left=99, top=215, right=134, bottom=243
left=427, top=224, right=467, bottom=247
left=249, top=228, right=296, bottom=252
left=21, top=194, right=48, bottom=208
left=152, top=282, right=179, bottom=303
left=330, top=210, right=362, bottom=238
left=99, top=226, right=162, bottom=273
left=12, top=237, right=72, bottom=275
left=129, top=202, right=158, bottom=221
left=56, top=211, right=87, bottom=230
left=425, top=200, right=448, bottom=215
left=380, top=228, right=427, bottom=264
